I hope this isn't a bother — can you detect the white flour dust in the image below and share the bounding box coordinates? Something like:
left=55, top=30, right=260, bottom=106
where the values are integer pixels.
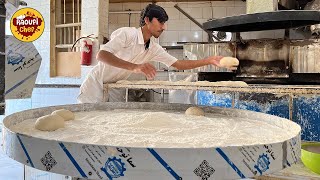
left=10, top=109, right=294, bottom=148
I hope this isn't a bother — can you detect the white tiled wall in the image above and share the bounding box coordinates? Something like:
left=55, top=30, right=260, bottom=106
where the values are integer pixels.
left=24, top=0, right=87, bottom=85
left=108, top=1, right=247, bottom=46
left=108, top=1, right=285, bottom=54
left=107, top=1, right=256, bottom=62
left=22, top=0, right=286, bottom=85
left=82, top=0, right=109, bottom=66
left=24, top=0, right=109, bottom=84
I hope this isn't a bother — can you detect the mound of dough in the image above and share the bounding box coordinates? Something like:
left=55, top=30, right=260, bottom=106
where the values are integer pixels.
left=220, top=57, right=239, bottom=68
left=116, top=80, right=132, bottom=84
left=185, top=107, right=205, bottom=116
left=216, top=81, right=249, bottom=87
left=35, top=114, right=65, bottom=131
left=52, top=109, right=75, bottom=121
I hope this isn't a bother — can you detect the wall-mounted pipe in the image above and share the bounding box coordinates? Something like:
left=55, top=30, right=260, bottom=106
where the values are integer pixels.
left=109, top=10, right=140, bottom=27
left=174, top=4, right=220, bottom=42
left=109, top=11, right=140, bottom=14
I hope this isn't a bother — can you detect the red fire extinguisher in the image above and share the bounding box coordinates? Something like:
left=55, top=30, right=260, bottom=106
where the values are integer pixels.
left=81, top=38, right=93, bottom=65
left=71, top=34, right=95, bottom=66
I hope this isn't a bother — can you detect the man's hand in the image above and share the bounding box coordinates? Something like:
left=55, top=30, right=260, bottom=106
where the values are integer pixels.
left=206, top=56, right=238, bottom=71
left=133, top=63, right=157, bottom=79
left=206, top=56, right=224, bottom=67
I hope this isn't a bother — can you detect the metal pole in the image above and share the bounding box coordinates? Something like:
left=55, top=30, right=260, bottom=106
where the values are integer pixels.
left=125, top=88, right=129, bottom=102
left=289, top=94, right=293, bottom=121
left=231, top=92, right=235, bottom=108
left=160, top=89, right=164, bottom=103
left=0, top=0, right=5, bottom=115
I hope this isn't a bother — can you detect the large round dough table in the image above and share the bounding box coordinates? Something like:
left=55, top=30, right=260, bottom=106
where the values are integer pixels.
left=2, top=102, right=301, bottom=180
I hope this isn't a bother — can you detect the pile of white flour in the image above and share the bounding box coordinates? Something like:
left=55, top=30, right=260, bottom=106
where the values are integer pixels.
left=9, top=109, right=293, bottom=148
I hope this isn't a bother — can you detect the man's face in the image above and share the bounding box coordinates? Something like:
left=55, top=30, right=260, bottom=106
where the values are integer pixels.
left=146, top=17, right=166, bottom=38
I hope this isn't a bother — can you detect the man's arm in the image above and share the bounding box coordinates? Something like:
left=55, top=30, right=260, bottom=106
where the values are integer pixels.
left=171, top=56, right=224, bottom=70
left=96, top=50, right=136, bottom=70
left=96, top=50, right=157, bottom=79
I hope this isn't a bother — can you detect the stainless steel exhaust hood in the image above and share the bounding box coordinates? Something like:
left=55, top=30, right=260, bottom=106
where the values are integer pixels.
left=203, top=10, right=320, bottom=32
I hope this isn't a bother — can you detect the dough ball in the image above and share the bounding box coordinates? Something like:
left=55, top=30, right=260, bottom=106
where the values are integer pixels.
left=220, top=57, right=239, bottom=68
left=52, top=109, right=75, bottom=121
left=35, top=114, right=65, bottom=131
left=185, top=107, right=205, bottom=116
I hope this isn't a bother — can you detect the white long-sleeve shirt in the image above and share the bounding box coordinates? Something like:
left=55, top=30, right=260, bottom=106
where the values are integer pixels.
left=78, top=27, right=177, bottom=103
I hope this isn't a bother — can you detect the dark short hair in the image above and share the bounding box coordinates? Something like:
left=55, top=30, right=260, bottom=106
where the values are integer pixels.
left=140, top=4, right=168, bottom=26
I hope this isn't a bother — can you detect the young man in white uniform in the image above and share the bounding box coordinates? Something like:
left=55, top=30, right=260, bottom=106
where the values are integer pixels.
left=78, top=4, right=233, bottom=103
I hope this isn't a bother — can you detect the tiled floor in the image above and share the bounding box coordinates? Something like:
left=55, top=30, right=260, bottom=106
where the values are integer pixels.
left=0, top=131, right=24, bottom=180
left=0, top=87, right=79, bottom=180
left=0, top=106, right=25, bottom=180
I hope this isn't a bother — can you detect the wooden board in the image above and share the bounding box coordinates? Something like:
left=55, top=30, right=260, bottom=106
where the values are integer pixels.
left=56, top=52, right=81, bottom=77
left=107, top=82, right=320, bottom=95
left=50, top=0, right=57, bottom=77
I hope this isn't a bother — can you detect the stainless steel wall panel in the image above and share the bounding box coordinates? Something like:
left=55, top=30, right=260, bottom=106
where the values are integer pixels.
left=290, top=40, right=320, bottom=73
left=183, top=43, right=234, bottom=72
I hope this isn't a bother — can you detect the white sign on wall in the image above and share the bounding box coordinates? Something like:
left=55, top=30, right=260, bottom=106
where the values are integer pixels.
left=5, top=35, right=41, bottom=99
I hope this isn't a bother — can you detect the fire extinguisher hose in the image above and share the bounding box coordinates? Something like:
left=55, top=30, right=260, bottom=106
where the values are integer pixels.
left=71, top=34, right=95, bottom=51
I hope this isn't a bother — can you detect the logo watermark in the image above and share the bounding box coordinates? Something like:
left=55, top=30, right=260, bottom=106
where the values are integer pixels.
left=10, top=7, right=44, bottom=42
